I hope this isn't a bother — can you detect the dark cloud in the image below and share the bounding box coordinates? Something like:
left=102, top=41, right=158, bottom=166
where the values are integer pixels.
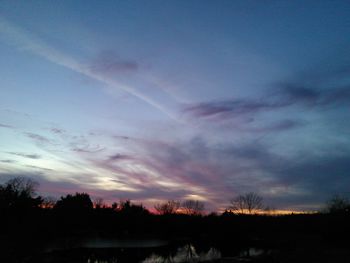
left=276, top=154, right=350, bottom=194
left=50, top=128, right=65, bottom=134
left=71, top=144, right=104, bottom=153
left=185, top=60, right=350, bottom=123
left=280, top=85, right=321, bottom=103
left=0, top=159, right=16, bottom=163
left=260, top=119, right=305, bottom=132
left=224, top=140, right=350, bottom=210
left=90, top=51, right=138, bottom=75
left=243, top=119, right=306, bottom=133
left=108, top=153, right=133, bottom=161
left=25, top=132, right=52, bottom=144
left=183, top=99, right=280, bottom=119
left=113, top=135, right=130, bottom=140
left=0, top=123, right=14, bottom=129
left=184, top=85, right=350, bottom=122
left=221, top=142, right=272, bottom=161
left=6, top=152, right=41, bottom=159
left=265, top=154, right=350, bottom=211
left=66, top=133, right=105, bottom=153
left=277, top=84, right=350, bottom=107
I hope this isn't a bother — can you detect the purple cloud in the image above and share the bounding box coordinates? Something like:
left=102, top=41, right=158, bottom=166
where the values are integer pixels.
left=183, top=99, right=280, bottom=119
left=184, top=85, right=350, bottom=122
left=2, top=132, right=350, bottom=212
left=108, top=153, right=133, bottom=161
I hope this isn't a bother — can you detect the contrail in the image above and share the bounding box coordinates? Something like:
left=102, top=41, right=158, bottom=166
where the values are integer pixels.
left=0, top=17, right=179, bottom=121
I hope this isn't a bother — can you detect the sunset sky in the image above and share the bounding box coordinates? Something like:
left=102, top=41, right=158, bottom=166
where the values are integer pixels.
left=1, top=1, right=350, bottom=212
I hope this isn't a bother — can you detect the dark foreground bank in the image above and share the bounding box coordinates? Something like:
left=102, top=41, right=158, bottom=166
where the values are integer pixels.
left=1, top=209, right=350, bottom=263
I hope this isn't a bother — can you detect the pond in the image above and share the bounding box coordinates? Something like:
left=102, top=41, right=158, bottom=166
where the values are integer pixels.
left=44, top=238, right=169, bottom=252
left=28, top=238, right=270, bottom=263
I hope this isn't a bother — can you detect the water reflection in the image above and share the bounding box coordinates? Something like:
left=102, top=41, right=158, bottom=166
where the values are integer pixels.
left=87, top=259, right=118, bottom=263
left=35, top=240, right=270, bottom=263
left=84, top=244, right=221, bottom=263
left=239, top=247, right=265, bottom=257
left=142, top=244, right=221, bottom=263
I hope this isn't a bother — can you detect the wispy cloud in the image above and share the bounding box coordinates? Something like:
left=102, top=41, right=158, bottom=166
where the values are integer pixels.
left=184, top=57, right=350, bottom=123
left=0, top=17, right=178, bottom=120
left=276, top=84, right=350, bottom=107
left=25, top=132, right=52, bottom=144
left=68, top=134, right=105, bottom=153
left=83, top=137, right=234, bottom=209
left=50, top=128, right=65, bottom=134
left=72, top=146, right=104, bottom=153
left=0, top=123, right=14, bottom=129
left=2, top=130, right=350, bottom=211
left=108, top=153, right=133, bottom=161
left=90, top=51, right=139, bottom=75
left=0, top=159, right=16, bottom=163
left=184, top=85, right=350, bottom=121
left=242, top=119, right=306, bottom=133
left=183, top=99, right=282, bottom=119
left=6, top=152, right=41, bottom=159
left=26, top=165, right=53, bottom=171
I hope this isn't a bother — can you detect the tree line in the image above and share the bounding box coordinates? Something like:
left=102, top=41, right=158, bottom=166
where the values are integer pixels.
left=1, top=176, right=349, bottom=216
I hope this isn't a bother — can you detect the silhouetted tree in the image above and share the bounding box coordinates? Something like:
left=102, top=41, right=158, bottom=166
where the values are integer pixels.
left=229, top=192, right=263, bottom=214
left=181, top=200, right=205, bottom=215
left=111, top=201, right=119, bottom=211
left=93, top=197, right=106, bottom=209
left=154, top=200, right=180, bottom=215
left=119, top=199, right=149, bottom=216
left=0, top=177, right=42, bottom=211
left=4, top=177, right=38, bottom=197
left=54, top=192, right=93, bottom=212
left=40, top=196, right=57, bottom=209
left=325, top=194, right=350, bottom=214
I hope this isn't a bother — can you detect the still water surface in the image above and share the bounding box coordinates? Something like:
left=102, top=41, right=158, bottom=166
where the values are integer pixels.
left=36, top=238, right=268, bottom=263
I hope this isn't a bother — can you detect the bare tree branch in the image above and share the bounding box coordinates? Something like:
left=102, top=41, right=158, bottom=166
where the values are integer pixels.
left=154, top=200, right=180, bottom=215
left=229, top=192, right=263, bottom=214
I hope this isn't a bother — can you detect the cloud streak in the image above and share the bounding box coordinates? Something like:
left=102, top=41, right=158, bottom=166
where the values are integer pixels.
left=90, top=51, right=139, bottom=75
left=0, top=159, right=16, bottom=163
left=277, top=84, right=350, bottom=107
left=6, top=152, right=41, bottom=159
left=2, top=128, right=350, bottom=211
left=0, top=123, right=14, bottom=129
left=25, top=132, right=52, bottom=144
left=184, top=99, right=282, bottom=119
left=184, top=85, right=350, bottom=120
left=0, top=17, right=178, bottom=120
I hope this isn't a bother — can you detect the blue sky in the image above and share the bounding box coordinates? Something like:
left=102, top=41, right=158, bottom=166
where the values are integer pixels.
left=1, top=1, right=350, bottom=211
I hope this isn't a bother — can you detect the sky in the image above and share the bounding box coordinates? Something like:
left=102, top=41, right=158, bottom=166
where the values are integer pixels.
left=1, top=0, right=350, bottom=212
